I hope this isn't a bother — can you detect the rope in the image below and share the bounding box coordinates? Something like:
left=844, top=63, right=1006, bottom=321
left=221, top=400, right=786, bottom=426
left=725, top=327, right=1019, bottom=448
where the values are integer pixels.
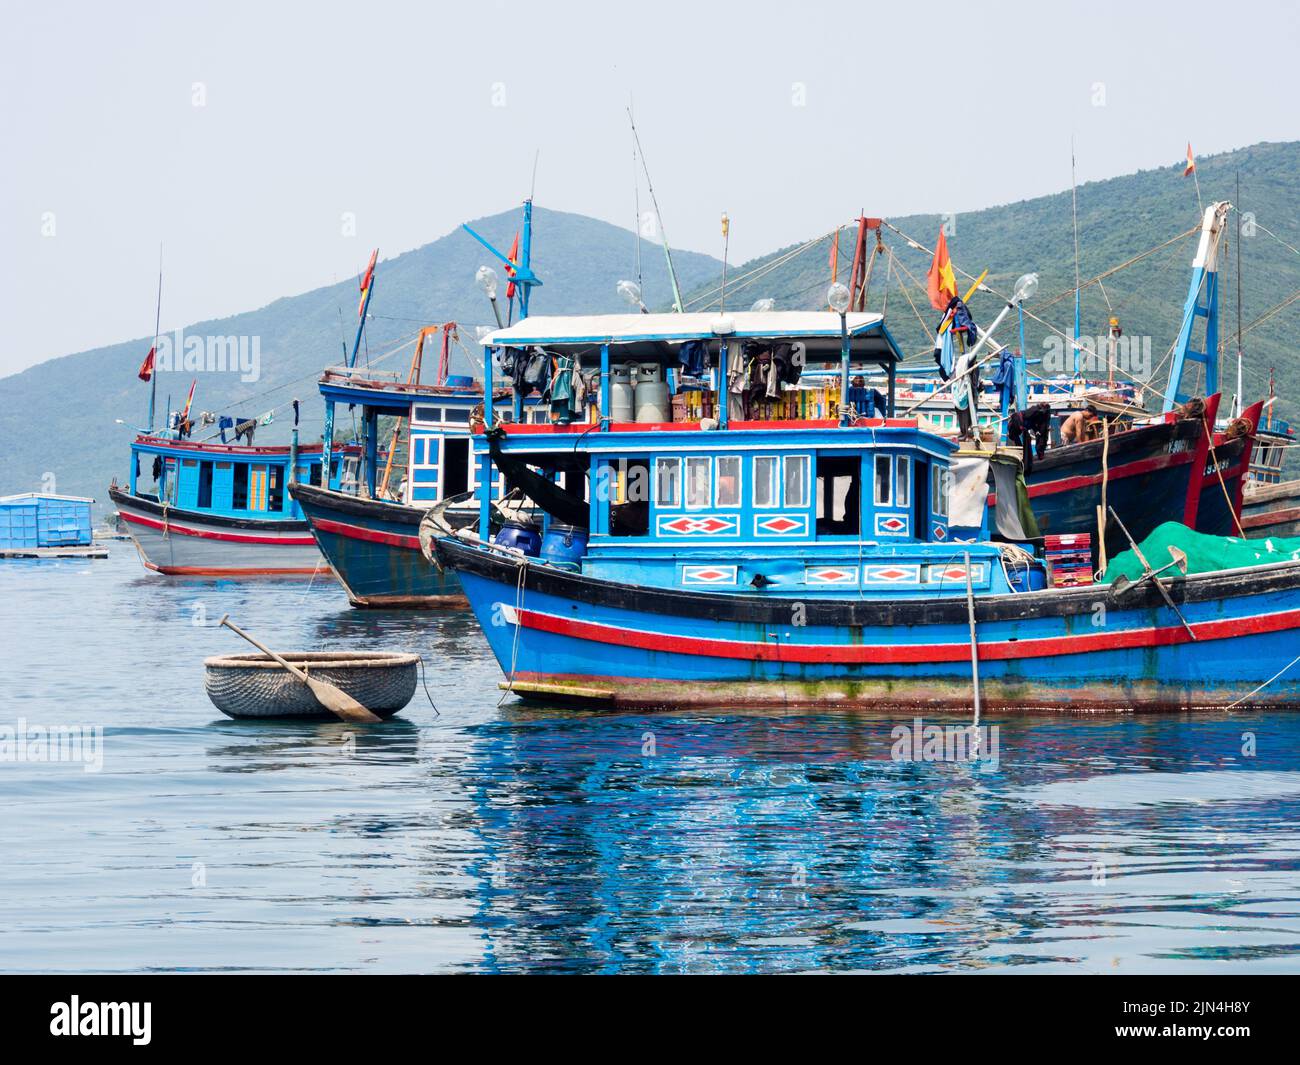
left=497, top=557, right=528, bottom=705
left=1201, top=411, right=1248, bottom=538
left=1225, top=651, right=1300, bottom=710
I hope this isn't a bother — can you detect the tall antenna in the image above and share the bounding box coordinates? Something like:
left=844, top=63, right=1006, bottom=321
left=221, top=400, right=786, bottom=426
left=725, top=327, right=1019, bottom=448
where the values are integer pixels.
left=1234, top=169, right=1244, bottom=418
left=530, top=149, right=540, bottom=201
left=148, top=243, right=163, bottom=432
left=1071, top=138, right=1082, bottom=377
left=630, top=99, right=642, bottom=290
left=627, top=108, right=684, bottom=312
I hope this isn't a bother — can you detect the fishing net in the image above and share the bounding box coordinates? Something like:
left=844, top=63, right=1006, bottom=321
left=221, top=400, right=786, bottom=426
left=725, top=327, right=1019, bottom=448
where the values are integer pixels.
left=1100, top=521, right=1300, bottom=584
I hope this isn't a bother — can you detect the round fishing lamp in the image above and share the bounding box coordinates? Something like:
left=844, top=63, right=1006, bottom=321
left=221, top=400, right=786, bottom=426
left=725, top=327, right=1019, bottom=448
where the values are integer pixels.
left=476, top=265, right=503, bottom=328
left=827, top=282, right=851, bottom=315
left=1013, top=272, right=1039, bottom=304
left=617, top=279, right=649, bottom=313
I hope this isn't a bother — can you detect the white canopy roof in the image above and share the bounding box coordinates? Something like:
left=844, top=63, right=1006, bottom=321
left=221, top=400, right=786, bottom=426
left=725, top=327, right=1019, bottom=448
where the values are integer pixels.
left=477, top=311, right=903, bottom=363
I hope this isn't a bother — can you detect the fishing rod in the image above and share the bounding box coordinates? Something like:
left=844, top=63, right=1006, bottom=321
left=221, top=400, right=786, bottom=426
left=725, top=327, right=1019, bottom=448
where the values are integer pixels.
left=627, top=108, right=684, bottom=312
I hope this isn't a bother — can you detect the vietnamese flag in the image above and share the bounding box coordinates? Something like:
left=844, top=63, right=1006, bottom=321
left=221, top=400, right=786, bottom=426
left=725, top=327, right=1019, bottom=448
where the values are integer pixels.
left=357, top=248, right=378, bottom=318
left=927, top=228, right=958, bottom=311
left=504, top=231, right=521, bottom=299
left=1183, top=143, right=1196, bottom=177
left=137, top=345, right=156, bottom=381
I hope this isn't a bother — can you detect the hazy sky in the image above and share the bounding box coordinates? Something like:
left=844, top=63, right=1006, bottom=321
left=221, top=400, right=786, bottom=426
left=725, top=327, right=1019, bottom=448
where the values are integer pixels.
left=2, top=0, right=1296, bottom=377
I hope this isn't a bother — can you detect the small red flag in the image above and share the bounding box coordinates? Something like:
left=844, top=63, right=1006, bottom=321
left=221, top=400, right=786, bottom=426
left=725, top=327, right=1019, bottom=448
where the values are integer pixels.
left=137, top=346, right=156, bottom=381
left=1183, top=143, right=1196, bottom=177
left=359, top=248, right=378, bottom=293
left=504, top=232, right=521, bottom=299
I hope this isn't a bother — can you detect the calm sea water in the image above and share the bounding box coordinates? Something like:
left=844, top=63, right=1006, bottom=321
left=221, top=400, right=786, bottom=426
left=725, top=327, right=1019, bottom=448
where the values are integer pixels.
left=2, top=548, right=1300, bottom=974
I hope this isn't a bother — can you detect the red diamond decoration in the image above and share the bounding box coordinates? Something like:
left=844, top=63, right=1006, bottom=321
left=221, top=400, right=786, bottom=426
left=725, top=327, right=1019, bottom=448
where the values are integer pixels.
left=933, top=524, right=947, bottom=540
left=874, top=568, right=908, bottom=581
left=761, top=516, right=801, bottom=533
left=692, top=569, right=727, bottom=581
left=879, top=517, right=905, bottom=532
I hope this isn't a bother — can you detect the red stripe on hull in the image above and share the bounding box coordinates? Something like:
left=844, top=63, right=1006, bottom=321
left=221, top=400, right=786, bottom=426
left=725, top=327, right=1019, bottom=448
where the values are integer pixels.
left=120, top=511, right=315, bottom=546
left=143, top=560, right=327, bottom=576
left=310, top=516, right=421, bottom=551
left=1025, top=449, right=1192, bottom=499
left=515, top=605, right=1300, bottom=664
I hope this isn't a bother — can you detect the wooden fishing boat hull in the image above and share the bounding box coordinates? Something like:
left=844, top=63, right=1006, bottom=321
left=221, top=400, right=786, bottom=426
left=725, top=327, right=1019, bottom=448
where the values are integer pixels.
left=289, top=482, right=465, bottom=608
left=1022, top=398, right=1216, bottom=557
left=434, top=535, right=1300, bottom=711
left=108, top=487, right=327, bottom=576
left=1243, top=480, right=1300, bottom=539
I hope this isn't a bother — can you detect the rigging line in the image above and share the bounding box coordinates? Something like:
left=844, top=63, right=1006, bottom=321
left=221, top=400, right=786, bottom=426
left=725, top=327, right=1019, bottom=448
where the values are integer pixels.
left=682, top=231, right=834, bottom=309
left=1254, top=221, right=1300, bottom=260
left=186, top=332, right=422, bottom=444
left=885, top=249, right=934, bottom=339
left=627, top=108, right=683, bottom=312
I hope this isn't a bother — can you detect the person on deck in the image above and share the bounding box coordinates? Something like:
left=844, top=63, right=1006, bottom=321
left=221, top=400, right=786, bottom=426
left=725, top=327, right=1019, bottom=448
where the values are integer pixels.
left=1060, top=406, right=1101, bottom=445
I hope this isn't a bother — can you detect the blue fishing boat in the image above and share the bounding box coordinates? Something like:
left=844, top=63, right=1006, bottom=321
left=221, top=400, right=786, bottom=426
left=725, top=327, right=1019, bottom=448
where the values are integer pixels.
left=288, top=360, right=529, bottom=607
left=109, top=431, right=359, bottom=576
left=428, top=308, right=1300, bottom=710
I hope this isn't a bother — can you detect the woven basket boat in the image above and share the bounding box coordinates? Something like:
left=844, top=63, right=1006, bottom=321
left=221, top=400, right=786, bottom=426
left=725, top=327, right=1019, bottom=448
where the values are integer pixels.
left=203, top=651, right=419, bottom=719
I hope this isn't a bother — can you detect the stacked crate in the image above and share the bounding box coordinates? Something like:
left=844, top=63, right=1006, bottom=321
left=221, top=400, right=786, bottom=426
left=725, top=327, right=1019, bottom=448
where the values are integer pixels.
left=1044, top=533, right=1094, bottom=587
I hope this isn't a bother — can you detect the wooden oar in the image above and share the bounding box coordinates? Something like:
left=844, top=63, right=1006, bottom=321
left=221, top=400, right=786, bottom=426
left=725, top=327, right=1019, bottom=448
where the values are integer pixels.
left=1106, top=508, right=1197, bottom=641
left=218, top=615, right=381, bottom=723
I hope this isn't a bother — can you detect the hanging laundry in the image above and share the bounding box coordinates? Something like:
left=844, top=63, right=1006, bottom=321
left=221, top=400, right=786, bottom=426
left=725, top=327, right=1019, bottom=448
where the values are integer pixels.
left=935, top=327, right=956, bottom=381
left=678, top=339, right=709, bottom=377
left=550, top=355, right=577, bottom=424
left=991, top=348, right=1017, bottom=408
left=259, top=410, right=274, bottom=427
left=952, top=350, right=980, bottom=439
left=217, top=415, right=234, bottom=443
left=235, top=418, right=257, bottom=445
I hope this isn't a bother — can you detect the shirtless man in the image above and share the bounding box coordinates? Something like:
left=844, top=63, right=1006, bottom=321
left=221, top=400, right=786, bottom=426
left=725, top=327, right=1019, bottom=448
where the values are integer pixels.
left=1059, top=406, right=1100, bottom=444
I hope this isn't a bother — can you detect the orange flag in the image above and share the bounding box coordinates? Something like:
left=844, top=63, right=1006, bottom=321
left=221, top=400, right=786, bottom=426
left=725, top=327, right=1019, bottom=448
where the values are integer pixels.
left=357, top=248, right=378, bottom=317
left=1183, top=143, right=1196, bottom=177
left=137, top=345, right=156, bottom=381
left=927, top=228, right=958, bottom=310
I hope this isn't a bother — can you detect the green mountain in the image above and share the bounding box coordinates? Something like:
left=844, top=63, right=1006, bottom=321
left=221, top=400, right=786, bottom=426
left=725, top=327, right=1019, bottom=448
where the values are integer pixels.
left=0, top=207, right=722, bottom=507
left=682, top=140, right=1300, bottom=429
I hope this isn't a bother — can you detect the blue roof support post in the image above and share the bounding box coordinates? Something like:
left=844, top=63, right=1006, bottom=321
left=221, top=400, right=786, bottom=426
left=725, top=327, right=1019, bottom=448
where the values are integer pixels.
left=364, top=408, right=379, bottom=498
left=479, top=346, right=495, bottom=540
left=322, top=399, right=335, bottom=490
left=886, top=361, right=896, bottom=418
left=129, top=445, right=138, bottom=495
left=1016, top=301, right=1028, bottom=411
left=717, top=341, right=729, bottom=430
left=1163, top=202, right=1228, bottom=412
left=599, top=344, right=610, bottom=432
left=838, top=313, right=851, bottom=426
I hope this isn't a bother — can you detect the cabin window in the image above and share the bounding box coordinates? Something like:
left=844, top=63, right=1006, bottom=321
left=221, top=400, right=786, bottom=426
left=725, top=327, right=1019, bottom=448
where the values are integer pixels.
left=654, top=457, right=681, bottom=507
left=197, top=461, right=214, bottom=508
left=784, top=455, right=809, bottom=507
left=896, top=455, right=911, bottom=508
left=232, top=464, right=249, bottom=508
left=309, top=462, right=322, bottom=487
left=685, top=457, right=711, bottom=509
left=412, top=406, right=441, bottom=424
left=268, top=467, right=284, bottom=511
left=716, top=456, right=741, bottom=507
left=932, top=465, right=949, bottom=518
left=445, top=408, right=471, bottom=423
left=753, top=456, right=779, bottom=507
left=874, top=455, right=893, bottom=506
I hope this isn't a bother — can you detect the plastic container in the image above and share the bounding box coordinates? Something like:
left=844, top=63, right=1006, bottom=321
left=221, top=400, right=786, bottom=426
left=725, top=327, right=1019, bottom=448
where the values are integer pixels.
left=445, top=374, right=474, bottom=388
left=493, top=520, right=542, bottom=557
left=610, top=365, right=635, bottom=423
left=540, top=522, right=588, bottom=567
left=1007, top=562, right=1049, bottom=592
left=635, top=363, right=671, bottom=423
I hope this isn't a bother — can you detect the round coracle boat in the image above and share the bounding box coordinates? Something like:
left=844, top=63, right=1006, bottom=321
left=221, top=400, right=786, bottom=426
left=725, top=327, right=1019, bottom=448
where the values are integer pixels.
left=203, top=651, right=419, bottom=719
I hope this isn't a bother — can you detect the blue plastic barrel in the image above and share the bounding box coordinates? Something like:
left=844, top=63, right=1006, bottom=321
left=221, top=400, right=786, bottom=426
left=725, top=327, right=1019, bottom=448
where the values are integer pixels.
left=493, top=521, right=542, bottom=557
left=540, top=522, right=588, bottom=567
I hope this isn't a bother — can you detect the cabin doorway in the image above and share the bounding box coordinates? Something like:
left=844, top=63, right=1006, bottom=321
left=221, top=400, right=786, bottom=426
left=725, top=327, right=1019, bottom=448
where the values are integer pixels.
left=815, top=454, right=861, bottom=536
left=442, top=437, right=470, bottom=499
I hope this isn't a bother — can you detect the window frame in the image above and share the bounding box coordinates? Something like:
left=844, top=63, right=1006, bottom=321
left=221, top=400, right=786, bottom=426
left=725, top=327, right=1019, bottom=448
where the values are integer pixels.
left=715, top=455, right=742, bottom=508
left=753, top=455, right=780, bottom=509
left=654, top=456, right=682, bottom=508
left=874, top=454, right=893, bottom=507
left=684, top=455, right=712, bottom=510
left=896, top=455, right=911, bottom=508
left=783, top=454, right=810, bottom=508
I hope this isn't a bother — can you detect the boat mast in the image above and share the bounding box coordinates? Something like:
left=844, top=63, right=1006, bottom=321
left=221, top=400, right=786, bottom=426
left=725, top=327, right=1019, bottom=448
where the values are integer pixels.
left=627, top=109, right=683, bottom=312
left=1071, top=140, right=1082, bottom=378
left=148, top=243, right=162, bottom=432
left=1234, top=170, right=1244, bottom=418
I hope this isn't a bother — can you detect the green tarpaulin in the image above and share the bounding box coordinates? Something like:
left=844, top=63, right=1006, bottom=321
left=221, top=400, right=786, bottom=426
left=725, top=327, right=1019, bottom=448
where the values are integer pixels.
left=1100, top=521, right=1300, bottom=584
